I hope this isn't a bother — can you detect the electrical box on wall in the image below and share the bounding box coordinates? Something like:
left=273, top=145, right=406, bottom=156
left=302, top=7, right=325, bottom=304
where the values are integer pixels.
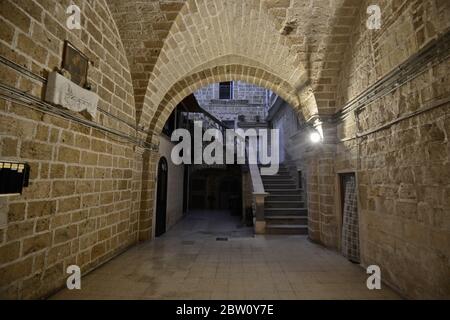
left=0, top=161, right=30, bottom=196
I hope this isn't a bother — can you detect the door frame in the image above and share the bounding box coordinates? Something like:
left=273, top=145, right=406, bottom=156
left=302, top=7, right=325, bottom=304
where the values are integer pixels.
left=154, top=157, right=168, bottom=238
left=335, top=171, right=363, bottom=261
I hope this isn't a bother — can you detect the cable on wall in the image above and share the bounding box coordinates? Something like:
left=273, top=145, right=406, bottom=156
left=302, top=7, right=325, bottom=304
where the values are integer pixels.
left=0, top=55, right=149, bottom=136
left=0, top=82, right=158, bottom=151
left=335, top=28, right=450, bottom=123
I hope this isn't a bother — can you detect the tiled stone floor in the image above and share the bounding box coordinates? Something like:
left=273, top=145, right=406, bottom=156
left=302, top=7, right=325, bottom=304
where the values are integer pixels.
left=51, top=210, right=400, bottom=300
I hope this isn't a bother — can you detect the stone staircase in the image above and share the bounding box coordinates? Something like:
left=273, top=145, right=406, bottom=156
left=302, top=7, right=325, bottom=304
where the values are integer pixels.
left=261, top=164, right=308, bottom=235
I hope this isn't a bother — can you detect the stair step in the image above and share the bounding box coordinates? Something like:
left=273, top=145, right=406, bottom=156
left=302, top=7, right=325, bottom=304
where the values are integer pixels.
left=259, top=166, right=290, bottom=173
left=267, top=195, right=303, bottom=202
left=261, top=176, right=296, bottom=184
left=265, top=224, right=308, bottom=235
left=262, top=173, right=291, bottom=178
left=265, top=215, right=308, bottom=225
left=265, top=208, right=307, bottom=215
left=260, top=164, right=308, bottom=235
left=260, top=165, right=288, bottom=170
left=266, top=189, right=303, bottom=195
left=263, top=184, right=297, bottom=190
left=264, top=180, right=294, bottom=184
left=265, top=201, right=305, bottom=208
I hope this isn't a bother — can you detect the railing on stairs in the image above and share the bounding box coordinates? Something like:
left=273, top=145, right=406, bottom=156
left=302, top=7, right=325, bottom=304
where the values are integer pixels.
left=241, top=137, right=268, bottom=234
left=248, top=160, right=268, bottom=234
left=187, top=106, right=269, bottom=234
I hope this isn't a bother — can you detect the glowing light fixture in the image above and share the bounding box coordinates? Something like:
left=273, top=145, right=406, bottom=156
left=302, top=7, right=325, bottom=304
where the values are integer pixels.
left=310, top=130, right=322, bottom=143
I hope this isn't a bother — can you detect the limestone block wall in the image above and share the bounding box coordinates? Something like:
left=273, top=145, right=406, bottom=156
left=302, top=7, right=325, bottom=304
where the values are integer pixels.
left=335, top=65, right=450, bottom=299
left=195, top=81, right=270, bottom=123
left=269, top=104, right=301, bottom=163
left=108, top=0, right=185, bottom=122
left=0, top=0, right=144, bottom=299
left=269, top=0, right=450, bottom=299
left=195, top=81, right=269, bottom=106
left=337, top=0, right=450, bottom=107
left=204, top=103, right=267, bottom=123
left=334, top=0, right=450, bottom=298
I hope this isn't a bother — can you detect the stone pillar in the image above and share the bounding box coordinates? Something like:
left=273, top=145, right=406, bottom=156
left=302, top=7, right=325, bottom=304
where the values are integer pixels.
left=137, top=147, right=159, bottom=241
left=306, top=150, right=321, bottom=243
left=306, top=120, right=338, bottom=248
left=253, top=193, right=268, bottom=234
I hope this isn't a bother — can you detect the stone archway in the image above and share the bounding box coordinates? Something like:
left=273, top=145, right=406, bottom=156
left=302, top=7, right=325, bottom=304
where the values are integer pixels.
left=147, top=64, right=318, bottom=138
left=136, top=0, right=318, bottom=133
left=136, top=65, right=319, bottom=241
left=129, top=0, right=363, bottom=245
left=131, top=0, right=323, bottom=241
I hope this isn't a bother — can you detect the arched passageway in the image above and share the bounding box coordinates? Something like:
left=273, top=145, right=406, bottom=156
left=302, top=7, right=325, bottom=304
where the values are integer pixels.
left=0, top=0, right=449, bottom=300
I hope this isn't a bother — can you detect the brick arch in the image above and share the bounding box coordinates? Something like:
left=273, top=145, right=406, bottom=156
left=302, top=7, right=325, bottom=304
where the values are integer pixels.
left=106, top=0, right=308, bottom=127
left=136, top=63, right=317, bottom=240
left=139, top=0, right=317, bottom=137
left=107, top=0, right=186, bottom=125
left=146, top=64, right=317, bottom=141
left=107, top=0, right=364, bottom=127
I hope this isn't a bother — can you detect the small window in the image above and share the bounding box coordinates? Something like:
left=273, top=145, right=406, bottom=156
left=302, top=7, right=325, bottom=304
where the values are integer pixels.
left=219, top=81, right=233, bottom=99
left=223, top=120, right=235, bottom=129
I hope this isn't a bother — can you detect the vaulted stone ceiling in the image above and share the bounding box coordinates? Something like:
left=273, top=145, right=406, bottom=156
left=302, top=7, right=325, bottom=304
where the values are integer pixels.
left=107, top=0, right=363, bottom=128
left=265, top=0, right=362, bottom=114
left=108, top=0, right=186, bottom=122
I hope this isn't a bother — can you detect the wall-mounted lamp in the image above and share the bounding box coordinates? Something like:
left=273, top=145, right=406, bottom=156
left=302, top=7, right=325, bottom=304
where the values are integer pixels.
left=309, top=118, right=324, bottom=144
left=310, top=130, right=322, bottom=143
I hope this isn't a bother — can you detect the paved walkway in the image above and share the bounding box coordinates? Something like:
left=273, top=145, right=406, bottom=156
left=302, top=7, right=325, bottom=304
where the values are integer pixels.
left=51, top=210, right=400, bottom=300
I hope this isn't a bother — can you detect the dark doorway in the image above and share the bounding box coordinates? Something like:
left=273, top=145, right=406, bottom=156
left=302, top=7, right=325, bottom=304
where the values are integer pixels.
left=182, top=166, right=189, bottom=214
left=188, top=166, right=242, bottom=215
left=218, top=177, right=241, bottom=215
left=155, top=157, right=168, bottom=237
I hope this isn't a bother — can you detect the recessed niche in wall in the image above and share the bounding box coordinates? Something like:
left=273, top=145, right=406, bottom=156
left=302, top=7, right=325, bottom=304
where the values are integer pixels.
left=0, top=161, right=30, bottom=196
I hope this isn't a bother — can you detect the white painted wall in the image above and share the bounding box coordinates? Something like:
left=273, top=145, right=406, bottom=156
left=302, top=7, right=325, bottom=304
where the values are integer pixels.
left=153, top=135, right=185, bottom=235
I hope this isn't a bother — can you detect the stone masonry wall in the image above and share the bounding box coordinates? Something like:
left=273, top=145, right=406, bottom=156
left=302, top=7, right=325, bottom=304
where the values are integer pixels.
left=270, top=0, right=450, bottom=298
left=334, top=0, right=450, bottom=298
left=195, top=81, right=269, bottom=123
left=1, top=0, right=449, bottom=300
left=0, top=0, right=144, bottom=299
left=335, top=62, right=450, bottom=298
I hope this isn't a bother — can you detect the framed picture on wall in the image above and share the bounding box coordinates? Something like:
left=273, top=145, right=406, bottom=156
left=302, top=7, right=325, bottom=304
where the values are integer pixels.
left=61, top=40, right=89, bottom=88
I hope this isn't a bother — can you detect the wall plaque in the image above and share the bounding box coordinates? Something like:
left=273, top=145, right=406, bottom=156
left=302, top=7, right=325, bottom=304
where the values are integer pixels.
left=45, top=71, right=99, bottom=118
